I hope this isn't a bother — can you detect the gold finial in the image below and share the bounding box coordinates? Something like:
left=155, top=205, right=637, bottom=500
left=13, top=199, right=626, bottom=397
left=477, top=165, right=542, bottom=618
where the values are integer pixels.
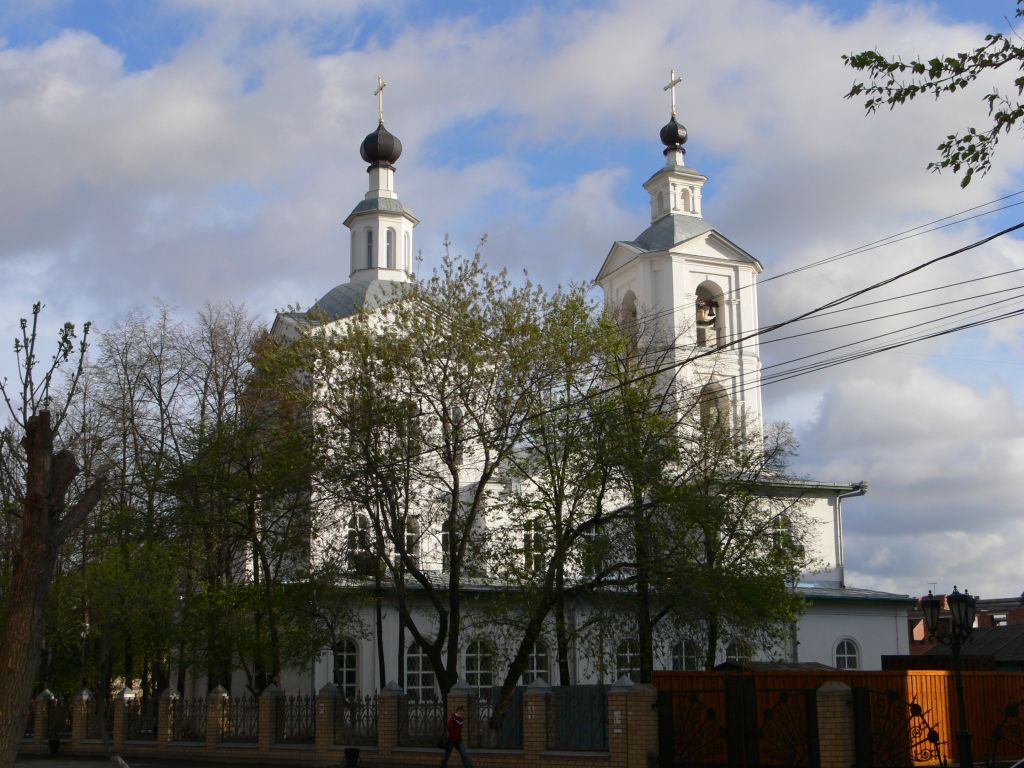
left=375, top=75, right=387, bottom=124
left=663, top=68, right=682, bottom=118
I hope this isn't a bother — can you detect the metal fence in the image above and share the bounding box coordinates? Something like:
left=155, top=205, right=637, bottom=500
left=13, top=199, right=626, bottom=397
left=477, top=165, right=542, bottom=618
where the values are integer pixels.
left=276, top=694, right=315, bottom=744
left=48, top=698, right=72, bottom=740
left=472, top=687, right=524, bottom=749
left=545, top=685, right=608, bottom=752
left=85, top=697, right=114, bottom=741
left=171, top=696, right=206, bottom=742
left=397, top=697, right=445, bottom=747
left=124, top=697, right=158, bottom=741
left=335, top=694, right=378, bottom=746
left=222, top=696, right=258, bottom=743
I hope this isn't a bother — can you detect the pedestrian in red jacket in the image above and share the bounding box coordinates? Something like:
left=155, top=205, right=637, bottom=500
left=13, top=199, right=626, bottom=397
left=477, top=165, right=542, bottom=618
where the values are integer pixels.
left=441, top=705, right=475, bottom=767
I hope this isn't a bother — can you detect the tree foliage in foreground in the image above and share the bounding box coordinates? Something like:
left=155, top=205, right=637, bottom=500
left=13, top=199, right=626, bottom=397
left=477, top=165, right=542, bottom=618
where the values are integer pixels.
left=844, top=0, right=1024, bottom=187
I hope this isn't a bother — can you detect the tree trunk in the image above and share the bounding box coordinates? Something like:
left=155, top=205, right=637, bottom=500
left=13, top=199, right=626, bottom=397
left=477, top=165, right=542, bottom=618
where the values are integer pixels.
left=0, top=412, right=104, bottom=767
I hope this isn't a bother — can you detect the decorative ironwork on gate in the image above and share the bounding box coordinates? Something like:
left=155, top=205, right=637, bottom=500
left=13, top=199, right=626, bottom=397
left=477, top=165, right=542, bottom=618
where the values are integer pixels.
left=757, top=687, right=820, bottom=768
left=171, top=696, right=206, bottom=742
left=335, top=694, right=378, bottom=746
left=985, top=691, right=1024, bottom=765
left=223, top=696, right=258, bottom=742
left=85, top=697, right=114, bottom=740
left=48, top=698, right=72, bottom=740
left=852, top=687, right=944, bottom=768
left=657, top=687, right=729, bottom=767
left=546, top=685, right=608, bottom=752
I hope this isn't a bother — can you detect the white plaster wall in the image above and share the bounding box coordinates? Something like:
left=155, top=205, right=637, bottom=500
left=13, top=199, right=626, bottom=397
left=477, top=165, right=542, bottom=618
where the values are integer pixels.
left=796, top=603, right=910, bottom=670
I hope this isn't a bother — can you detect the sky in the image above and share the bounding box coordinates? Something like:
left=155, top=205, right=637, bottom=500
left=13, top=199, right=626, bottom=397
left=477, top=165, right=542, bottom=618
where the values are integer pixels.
left=2, top=0, right=1024, bottom=601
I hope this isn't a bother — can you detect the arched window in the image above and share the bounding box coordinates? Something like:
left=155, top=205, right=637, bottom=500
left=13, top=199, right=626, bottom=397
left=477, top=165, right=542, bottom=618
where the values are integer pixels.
left=333, top=639, right=358, bottom=698
left=404, top=232, right=411, bottom=271
left=365, top=228, right=374, bottom=269
left=351, top=231, right=357, bottom=271
left=522, top=641, right=550, bottom=685
left=695, top=281, right=724, bottom=347
left=835, top=639, right=859, bottom=670
left=725, top=640, right=751, bottom=664
left=581, top=522, right=606, bottom=578
left=346, top=513, right=372, bottom=573
left=406, top=643, right=436, bottom=701
left=618, top=290, right=639, bottom=354
left=699, top=382, right=730, bottom=434
left=671, top=640, right=701, bottom=671
left=681, top=187, right=693, bottom=213
left=386, top=228, right=396, bottom=269
left=616, top=639, right=641, bottom=681
left=465, top=640, right=495, bottom=699
left=657, top=190, right=666, bottom=214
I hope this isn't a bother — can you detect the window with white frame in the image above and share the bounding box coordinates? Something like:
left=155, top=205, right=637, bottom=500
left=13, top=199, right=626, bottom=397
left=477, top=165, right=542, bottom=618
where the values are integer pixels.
left=725, top=640, right=751, bottom=664
left=671, top=640, right=701, bottom=671
left=386, top=228, right=396, bottom=269
left=834, top=639, right=859, bottom=670
left=465, top=640, right=495, bottom=699
left=346, top=512, right=372, bottom=573
left=441, top=519, right=452, bottom=573
left=333, top=638, right=358, bottom=698
left=523, top=519, right=546, bottom=573
left=404, top=515, right=421, bottom=569
left=522, top=641, right=550, bottom=685
left=616, top=639, right=640, bottom=681
left=406, top=643, right=436, bottom=701
left=365, top=229, right=374, bottom=269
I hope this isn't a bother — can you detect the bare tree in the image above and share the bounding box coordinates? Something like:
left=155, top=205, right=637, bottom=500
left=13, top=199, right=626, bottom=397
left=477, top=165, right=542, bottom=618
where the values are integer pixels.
left=0, top=304, right=105, bottom=766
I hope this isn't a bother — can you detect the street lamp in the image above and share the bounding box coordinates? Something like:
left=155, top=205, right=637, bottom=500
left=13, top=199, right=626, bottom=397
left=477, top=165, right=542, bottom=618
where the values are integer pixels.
left=921, top=586, right=978, bottom=768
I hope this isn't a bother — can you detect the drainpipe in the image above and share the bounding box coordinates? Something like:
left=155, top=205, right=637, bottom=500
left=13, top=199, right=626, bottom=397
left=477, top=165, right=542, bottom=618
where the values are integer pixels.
left=834, top=481, right=868, bottom=588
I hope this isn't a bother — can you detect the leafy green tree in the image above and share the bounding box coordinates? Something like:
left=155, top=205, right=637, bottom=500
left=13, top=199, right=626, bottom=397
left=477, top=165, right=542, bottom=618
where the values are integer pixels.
left=844, top=1, right=1024, bottom=186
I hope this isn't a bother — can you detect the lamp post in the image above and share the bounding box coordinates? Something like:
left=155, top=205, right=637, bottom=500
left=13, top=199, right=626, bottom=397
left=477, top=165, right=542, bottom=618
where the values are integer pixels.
left=921, top=585, right=978, bottom=768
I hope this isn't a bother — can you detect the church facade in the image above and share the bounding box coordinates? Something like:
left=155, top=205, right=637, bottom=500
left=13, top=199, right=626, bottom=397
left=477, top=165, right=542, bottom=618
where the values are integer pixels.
left=268, top=85, right=911, bottom=700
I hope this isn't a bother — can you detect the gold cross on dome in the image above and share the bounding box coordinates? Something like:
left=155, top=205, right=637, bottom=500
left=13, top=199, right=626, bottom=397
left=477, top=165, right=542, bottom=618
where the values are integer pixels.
left=663, top=68, right=683, bottom=118
left=375, top=75, right=387, bottom=124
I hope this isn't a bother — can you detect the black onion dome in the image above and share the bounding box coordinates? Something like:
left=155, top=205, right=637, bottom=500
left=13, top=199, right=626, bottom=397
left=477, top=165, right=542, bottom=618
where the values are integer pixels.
left=660, top=116, right=688, bottom=155
left=360, top=122, right=403, bottom=166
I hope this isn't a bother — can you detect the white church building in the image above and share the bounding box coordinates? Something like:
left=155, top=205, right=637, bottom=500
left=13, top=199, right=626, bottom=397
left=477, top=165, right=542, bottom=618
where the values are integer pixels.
left=269, top=83, right=911, bottom=699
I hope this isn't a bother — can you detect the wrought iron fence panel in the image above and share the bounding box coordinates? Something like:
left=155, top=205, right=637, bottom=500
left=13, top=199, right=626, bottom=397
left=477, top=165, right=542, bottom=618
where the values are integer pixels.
left=657, top=687, right=730, bottom=767
left=984, top=690, right=1024, bottom=765
left=223, top=696, right=258, bottom=742
left=47, top=698, right=72, bottom=739
left=125, top=696, right=158, bottom=741
left=171, top=696, right=206, bottom=742
left=335, top=694, right=378, bottom=746
left=756, top=687, right=819, bottom=768
left=85, top=697, right=114, bottom=740
left=398, top=697, right=445, bottom=747
left=471, top=687, right=523, bottom=749
left=276, top=694, right=315, bottom=744
left=545, top=685, right=608, bottom=752
left=852, top=687, right=945, bottom=768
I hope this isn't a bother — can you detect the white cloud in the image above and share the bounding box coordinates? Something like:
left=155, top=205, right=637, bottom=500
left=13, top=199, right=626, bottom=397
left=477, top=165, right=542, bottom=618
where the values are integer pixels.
left=3, top=0, right=1024, bottom=596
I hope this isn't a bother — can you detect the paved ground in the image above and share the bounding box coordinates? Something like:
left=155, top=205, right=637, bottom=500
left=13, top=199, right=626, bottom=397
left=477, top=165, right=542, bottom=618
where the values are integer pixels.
left=15, top=758, right=326, bottom=768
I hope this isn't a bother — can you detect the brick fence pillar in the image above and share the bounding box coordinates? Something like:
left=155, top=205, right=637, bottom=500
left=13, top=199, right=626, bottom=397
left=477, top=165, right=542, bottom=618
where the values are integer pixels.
left=316, top=682, right=339, bottom=756
left=259, top=683, right=283, bottom=752
left=33, top=689, right=52, bottom=749
left=817, top=681, right=855, bottom=768
left=113, top=686, right=133, bottom=748
left=377, top=680, right=404, bottom=759
left=626, top=682, right=659, bottom=768
left=206, top=685, right=229, bottom=748
left=157, top=688, right=178, bottom=750
left=71, top=688, right=91, bottom=746
left=608, top=676, right=632, bottom=766
left=522, top=678, right=551, bottom=765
